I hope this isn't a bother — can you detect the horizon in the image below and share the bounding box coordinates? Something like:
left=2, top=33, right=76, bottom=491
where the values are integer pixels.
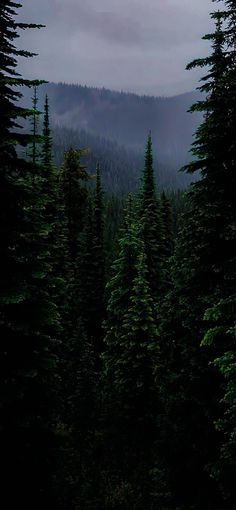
left=44, top=80, right=198, bottom=99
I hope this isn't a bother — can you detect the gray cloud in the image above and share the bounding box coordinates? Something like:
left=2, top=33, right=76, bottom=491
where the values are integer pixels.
left=17, top=0, right=215, bottom=96
left=59, top=2, right=143, bottom=45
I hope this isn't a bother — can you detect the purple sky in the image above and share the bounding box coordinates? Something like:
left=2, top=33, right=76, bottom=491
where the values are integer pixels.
left=17, top=0, right=216, bottom=96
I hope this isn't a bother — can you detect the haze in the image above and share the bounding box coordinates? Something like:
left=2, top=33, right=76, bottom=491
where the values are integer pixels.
left=18, top=0, right=215, bottom=96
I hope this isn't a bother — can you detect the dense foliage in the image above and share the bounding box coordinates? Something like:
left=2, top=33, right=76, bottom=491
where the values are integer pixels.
left=0, top=1, right=235, bottom=509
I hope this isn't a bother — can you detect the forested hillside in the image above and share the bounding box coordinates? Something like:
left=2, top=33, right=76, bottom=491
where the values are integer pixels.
left=1, top=1, right=236, bottom=510
left=22, top=83, right=201, bottom=160
left=52, top=125, right=193, bottom=192
left=20, top=83, right=202, bottom=191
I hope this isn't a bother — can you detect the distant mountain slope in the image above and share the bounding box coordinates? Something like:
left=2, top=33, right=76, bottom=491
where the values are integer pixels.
left=52, top=125, right=192, bottom=193
left=21, top=83, right=201, bottom=190
left=23, top=83, right=201, bottom=161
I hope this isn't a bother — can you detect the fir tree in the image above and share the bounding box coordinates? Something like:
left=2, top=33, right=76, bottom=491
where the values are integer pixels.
left=198, top=4, right=236, bottom=498
left=79, top=163, right=105, bottom=360
left=161, top=191, right=174, bottom=259
left=29, top=85, right=40, bottom=165
left=0, top=3, right=58, bottom=507
left=59, top=147, right=91, bottom=411
left=42, top=94, right=52, bottom=169
left=89, top=162, right=105, bottom=356
left=60, top=147, right=90, bottom=262
left=41, top=94, right=63, bottom=291
left=202, top=294, right=236, bottom=505
left=139, top=133, right=163, bottom=301
left=57, top=148, right=98, bottom=508
left=102, top=201, right=160, bottom=507
left=186, top=8, right=236, bottom=500
left=103, top=195, right=138, bottom=383
left=158, top=7, right=236, bottom=509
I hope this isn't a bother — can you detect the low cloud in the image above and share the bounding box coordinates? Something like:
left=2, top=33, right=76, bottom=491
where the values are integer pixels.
left=17, top=0, right=214, bottom=95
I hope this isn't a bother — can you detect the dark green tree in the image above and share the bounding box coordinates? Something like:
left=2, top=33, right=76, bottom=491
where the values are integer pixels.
left=57, top=148, right=98, bottom=510
left=161, top=191, right=174, bottom=259
left=60, top=147, right=90, bottom=262
left=78, top=163, right=105, bottom=360
left=202, top=294, right=236, bottom=505
left=199, top=4, right=236, bottom=493
left=0, top=3, right=58, bottom=507
left=104, top=193, right=125, bottom=279
left=158, top=7, right=236, bottom=509
left=42, top=94, right=52, bottom=168
left=186, top=7, right=236, bottom=504
left=139, top=133, right=163, bottom=301
left=29, top=85, right=40, bottom=164
left=41, top=94, right=64, bottom=297
left=102, top=200, right=160, bottom=508
left=59, top=146, right=91, bottom=421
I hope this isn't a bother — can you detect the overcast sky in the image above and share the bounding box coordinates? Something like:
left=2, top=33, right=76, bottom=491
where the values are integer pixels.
left=17, top=0, right=215, bottom=96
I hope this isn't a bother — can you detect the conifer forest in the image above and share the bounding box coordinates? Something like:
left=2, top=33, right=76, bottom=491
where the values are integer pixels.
left=0, top=1, right=236, bottom=509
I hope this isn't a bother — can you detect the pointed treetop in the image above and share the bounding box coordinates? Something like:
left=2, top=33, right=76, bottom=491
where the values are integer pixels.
left=142, top=132, right=156, bottom=202
left=42, top=93, right=53, bottom=170
left=30, top=85, right=41, bottom=166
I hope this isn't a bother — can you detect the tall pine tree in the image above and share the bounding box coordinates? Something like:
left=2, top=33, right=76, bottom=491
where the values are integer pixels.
left=199, top=1, right=236, bottom=503
left=78, top=163, right=105, bottom=360
left=158, top=6, right=236, bottom=509
left=0, top=3, right=58, bottom=507
left=139, top=133, right=163, bottom=301
left=102, top=198, right=160, bottom=508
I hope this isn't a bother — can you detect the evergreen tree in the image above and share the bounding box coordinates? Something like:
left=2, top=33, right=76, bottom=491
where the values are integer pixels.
left=202, top=294, right=236, bottom=505
left=0, top=3, right=58, bottom=507
left=198, top=5, right=236, bottom=497
left=160, top=191, right=174, bottom=292
left=158, top=6, right=236, bottom=509
left=57, top=148, right=97, bottom=510
left=79, top=163, right=105, bottom=359
left=139, top=133, right=163, bottom=301
left=102, top=201, right=160, bottom=508
left=103, top=197, right=138, bottom=396
left=59, top=146, right=91, bottom=421
left=29, top=85, right=40, bottom=164
left=60, top=147, right=90, bottom=262
left=42, top=94, right=52, bottom=169
left=41, top=94, right=64, bottom=298
left=186, top=6, right=236, bottom=503
left=161, top=191, right=174, bottom=259
left=104, top=193, right=125, bottom=279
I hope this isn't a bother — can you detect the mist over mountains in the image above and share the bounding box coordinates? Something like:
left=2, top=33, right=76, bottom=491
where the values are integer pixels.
left=22, top=83, right=202, bottom=191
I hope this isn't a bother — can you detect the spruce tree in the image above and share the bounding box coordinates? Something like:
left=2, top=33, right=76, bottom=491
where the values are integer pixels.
left=59, top=147, right=91, bottom=381
left=0, top=3, right=58, bottom=507
left=59, top=146, right=91, bottom=415
left=102, top=200, right=160, bottom=507
left=103, top=196, right=137, bottom=382
left=104, top=193, right=124, bottom=279
left=202, top=294, right=236, bottom=505
left=57, top=148, right=98, bottom=508
left=158, top=6, right=236, bottom=509
left=29, top=85, right=40, bottom=164
left=199, top=4, right=236, bottom=497
left=78, top=163, right=105, bottom=359
left=161, top=191, right=174, bottom=259
left=42, top=94, right=52, bottom=169
left=41, top=94, right=63, bottom=296
left=60, top=147, right=90, bottom=262
left=91, top=163, right=105, bottom=355
left=139, top=133, right=163, bottom=301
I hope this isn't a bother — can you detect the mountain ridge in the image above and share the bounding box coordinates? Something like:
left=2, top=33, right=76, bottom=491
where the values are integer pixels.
left=21, top=82, right=202, bottom=190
